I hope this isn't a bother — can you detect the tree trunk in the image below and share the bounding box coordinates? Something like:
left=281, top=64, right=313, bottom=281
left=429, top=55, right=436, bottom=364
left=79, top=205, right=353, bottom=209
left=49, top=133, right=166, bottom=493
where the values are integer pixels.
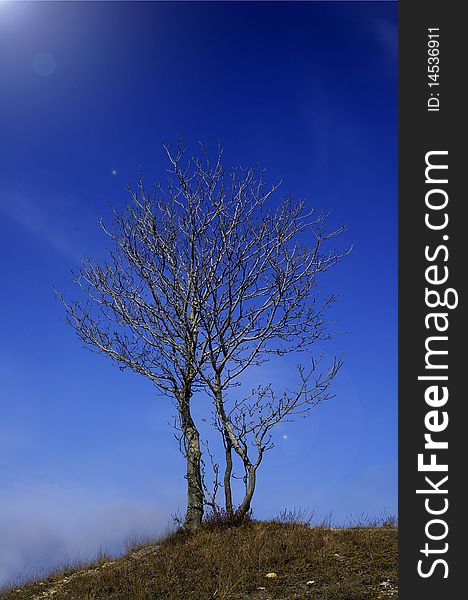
left=223, top=435, right=234, bottom=517
left=179, top=388, right=204, bottom=530
left=236, top=465, right=256, bottom=519
left=214, top=377, right=255, bottom=519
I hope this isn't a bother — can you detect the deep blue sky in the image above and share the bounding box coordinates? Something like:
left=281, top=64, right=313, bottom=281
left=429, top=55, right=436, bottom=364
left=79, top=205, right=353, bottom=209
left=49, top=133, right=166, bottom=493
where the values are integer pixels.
left=0, top=1, right=397, bottom=584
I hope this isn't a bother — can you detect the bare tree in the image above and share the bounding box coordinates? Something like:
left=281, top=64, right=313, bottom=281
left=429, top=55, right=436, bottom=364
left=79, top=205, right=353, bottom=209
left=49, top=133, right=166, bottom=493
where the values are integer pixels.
left=189, top=165, right=348, bottom=518
left=59, top=141, right=347, bottom=528
left=59, top=146, right=225, bottom=530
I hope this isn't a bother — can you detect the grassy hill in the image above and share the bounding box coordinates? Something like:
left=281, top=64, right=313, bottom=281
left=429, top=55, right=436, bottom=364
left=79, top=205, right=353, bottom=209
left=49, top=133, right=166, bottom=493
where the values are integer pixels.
left=0, top=518, right=397, bottom=600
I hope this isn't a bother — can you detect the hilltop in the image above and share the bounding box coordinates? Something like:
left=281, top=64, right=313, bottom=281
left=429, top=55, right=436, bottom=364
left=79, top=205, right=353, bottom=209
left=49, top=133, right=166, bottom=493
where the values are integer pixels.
left=0, top=519, right=397, bottom=600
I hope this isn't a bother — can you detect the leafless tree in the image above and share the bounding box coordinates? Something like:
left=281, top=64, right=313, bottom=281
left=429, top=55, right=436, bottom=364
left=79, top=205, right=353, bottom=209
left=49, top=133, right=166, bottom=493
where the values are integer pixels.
left=189, top=163, right=348, bottom=518
left=59, top=141, right=347, bottom=528
left=59, top=145, right=224, bottom=530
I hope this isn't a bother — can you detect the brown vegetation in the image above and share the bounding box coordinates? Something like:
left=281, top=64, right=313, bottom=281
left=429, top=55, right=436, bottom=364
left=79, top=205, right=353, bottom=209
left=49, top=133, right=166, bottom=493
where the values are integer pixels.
left=1, top=516, right=397, bottom=600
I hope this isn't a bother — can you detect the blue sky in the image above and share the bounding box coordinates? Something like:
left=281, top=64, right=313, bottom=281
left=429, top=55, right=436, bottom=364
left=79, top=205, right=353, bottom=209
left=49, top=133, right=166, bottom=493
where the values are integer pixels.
left=0, top=0, right=397, bottom=585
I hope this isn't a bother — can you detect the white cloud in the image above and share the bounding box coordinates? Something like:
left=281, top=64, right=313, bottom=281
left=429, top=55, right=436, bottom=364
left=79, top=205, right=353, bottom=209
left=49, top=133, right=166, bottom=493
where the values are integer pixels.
left=0, top=483, right=169, bottom=587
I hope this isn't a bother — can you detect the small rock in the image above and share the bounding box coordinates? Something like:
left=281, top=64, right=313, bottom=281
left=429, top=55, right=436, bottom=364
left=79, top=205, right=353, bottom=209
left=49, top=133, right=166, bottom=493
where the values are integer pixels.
left=265, top=572, right=277, bottom=578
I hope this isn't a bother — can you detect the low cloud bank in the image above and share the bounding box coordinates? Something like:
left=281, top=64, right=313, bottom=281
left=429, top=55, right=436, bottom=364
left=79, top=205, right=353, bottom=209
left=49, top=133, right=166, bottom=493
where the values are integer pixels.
left=0, top=484, right=169, bottom=587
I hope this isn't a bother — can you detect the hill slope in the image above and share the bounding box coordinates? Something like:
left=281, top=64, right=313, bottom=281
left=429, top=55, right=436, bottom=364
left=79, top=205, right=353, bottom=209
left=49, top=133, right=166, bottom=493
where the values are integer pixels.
left=0, top=521, right=397, bottom=600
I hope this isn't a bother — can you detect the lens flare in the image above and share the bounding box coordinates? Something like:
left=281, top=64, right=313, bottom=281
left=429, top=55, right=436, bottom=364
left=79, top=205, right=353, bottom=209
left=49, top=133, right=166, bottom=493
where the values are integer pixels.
left=0, top=1, right=29, bottom=23
left=32, top=52, right=56, bottom=76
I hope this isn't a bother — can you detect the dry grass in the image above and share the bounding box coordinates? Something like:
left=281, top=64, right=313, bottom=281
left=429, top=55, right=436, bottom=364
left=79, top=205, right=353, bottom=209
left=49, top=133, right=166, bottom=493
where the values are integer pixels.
left=0, top=516, right=397, bottom=600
